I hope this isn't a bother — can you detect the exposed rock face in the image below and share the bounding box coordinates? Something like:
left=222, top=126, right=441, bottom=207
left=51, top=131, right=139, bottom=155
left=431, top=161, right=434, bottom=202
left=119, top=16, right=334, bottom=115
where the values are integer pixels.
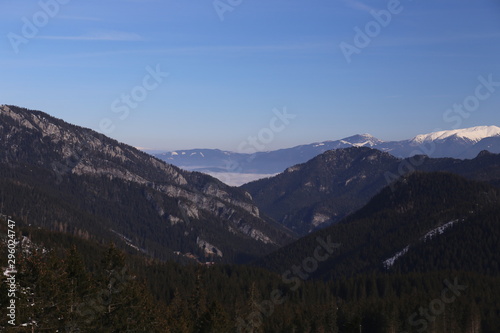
left=197, top=237, right=223, bottom=257
left=0, top=105, right=293, bottom=259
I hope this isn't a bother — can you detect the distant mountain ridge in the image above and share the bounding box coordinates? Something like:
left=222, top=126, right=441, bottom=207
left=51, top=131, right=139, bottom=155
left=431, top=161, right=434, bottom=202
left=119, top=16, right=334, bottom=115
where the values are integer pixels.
left=153, top=126, right=500, bottom=180
left=154, top=133, right=382, bottom=175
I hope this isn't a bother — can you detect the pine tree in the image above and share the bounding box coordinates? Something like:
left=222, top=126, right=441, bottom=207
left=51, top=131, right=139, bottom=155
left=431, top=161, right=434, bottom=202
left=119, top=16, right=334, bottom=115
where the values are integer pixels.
left=190, top=270, right=208, bottom=333
left=465, top=302, right=481, bottom=333
left=325, top=300, right=339, bottom=333
left=15, top=248, right=54, bottom=331
left=63, top=246, right=93, bottom=332
left=166, top=289, right=191, bottom=333
left=197, top=301, right=231, bottom=333
left=90, top=243, right=163, bottom=332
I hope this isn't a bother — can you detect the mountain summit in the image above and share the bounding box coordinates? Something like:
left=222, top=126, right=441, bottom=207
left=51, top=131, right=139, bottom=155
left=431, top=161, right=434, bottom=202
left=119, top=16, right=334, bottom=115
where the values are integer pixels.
left=339, top=133, right=384, bottom=147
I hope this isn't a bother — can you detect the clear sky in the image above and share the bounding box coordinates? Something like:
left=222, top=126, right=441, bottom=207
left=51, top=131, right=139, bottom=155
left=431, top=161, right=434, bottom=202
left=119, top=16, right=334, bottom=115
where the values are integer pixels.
left=1, top=0, right=500, bottom=152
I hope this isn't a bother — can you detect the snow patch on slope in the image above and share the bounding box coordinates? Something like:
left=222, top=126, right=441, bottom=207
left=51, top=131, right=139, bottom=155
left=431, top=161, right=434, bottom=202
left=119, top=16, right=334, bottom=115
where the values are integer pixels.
left=383, top=246, right=409, bottom=268
left=382, top=219, right=462, bottom=268
left=423, top=219, right=460, bottom=241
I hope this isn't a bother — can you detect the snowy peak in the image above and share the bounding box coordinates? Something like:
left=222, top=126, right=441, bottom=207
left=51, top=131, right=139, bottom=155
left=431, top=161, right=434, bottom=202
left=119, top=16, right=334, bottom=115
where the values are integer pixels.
left=411, top=126, right=500, bottom=144
left=340, top=133, right=384, bottom=147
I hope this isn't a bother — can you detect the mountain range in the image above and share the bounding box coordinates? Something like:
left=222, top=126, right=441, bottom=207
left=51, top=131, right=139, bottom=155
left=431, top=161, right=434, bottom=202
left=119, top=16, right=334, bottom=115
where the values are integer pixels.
left=1, top=104, right=500, bottom=331
left=154, top=126, right=500, bottom=185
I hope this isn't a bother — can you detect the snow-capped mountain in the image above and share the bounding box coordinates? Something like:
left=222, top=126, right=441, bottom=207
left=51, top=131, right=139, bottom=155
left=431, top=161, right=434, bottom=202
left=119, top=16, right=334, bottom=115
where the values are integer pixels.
left=379, top=125, right=500, bottom=159
left=410, top=126, right=500, bottom=144
left=339, top=133, right=383, bottom=147
left=153, top=126, right=500, bottom=184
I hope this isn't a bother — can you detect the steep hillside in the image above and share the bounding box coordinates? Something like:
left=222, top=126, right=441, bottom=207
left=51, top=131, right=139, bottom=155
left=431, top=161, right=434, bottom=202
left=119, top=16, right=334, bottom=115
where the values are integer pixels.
left=0, top=105, right=294, bottom=263
left=257, top=172, right=500, bottom=280
left=242, top=147, right=399, bottom=234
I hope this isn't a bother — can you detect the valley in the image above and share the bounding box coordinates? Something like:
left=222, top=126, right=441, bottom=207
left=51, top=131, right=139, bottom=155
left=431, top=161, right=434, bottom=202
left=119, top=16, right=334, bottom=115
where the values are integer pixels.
left=3, top=1, right=499, bottom=331
left=1, top=105, right=499, bottom=332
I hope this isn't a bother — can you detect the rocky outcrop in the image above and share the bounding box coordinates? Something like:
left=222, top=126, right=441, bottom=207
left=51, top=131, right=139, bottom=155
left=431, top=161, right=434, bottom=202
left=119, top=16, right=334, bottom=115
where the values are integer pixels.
left=197, top=237, right=223, bottom=257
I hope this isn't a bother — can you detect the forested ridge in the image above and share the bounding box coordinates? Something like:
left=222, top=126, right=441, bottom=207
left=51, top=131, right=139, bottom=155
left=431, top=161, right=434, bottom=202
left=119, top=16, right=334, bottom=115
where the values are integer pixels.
left=0, top=161, right=288, bottom=264
left=257, top=173, right=500, bottom=276
left=242, top=147, right=500, bottom=236
left=1, top=172, right=499, bottom=332
left=1, top=225, right=499, bottom=332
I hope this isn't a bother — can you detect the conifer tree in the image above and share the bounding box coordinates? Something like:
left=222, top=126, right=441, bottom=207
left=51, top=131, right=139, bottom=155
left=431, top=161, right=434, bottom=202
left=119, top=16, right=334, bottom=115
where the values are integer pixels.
left=63, top=246, right=93, bottom=332
left=166, top=289, right=191, bottom=333
left=197, top=300, right=231, bottom=333
left=190, top=270, right=209, bottom=333
left=91, top=243, right=162, bottom=332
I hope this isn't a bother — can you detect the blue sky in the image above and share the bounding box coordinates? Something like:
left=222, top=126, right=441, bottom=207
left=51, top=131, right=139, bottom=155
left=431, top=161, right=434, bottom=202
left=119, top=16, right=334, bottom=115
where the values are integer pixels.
left=1, top=0, right=500, bottom=151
